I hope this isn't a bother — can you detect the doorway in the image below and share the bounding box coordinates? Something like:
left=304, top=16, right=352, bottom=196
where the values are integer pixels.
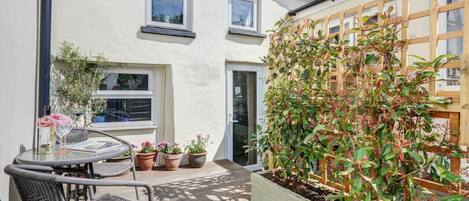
left=226, top=64, right=265, bottom=171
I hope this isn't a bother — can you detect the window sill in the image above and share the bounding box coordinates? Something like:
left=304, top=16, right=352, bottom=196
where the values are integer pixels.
left=141, top=26, right=196, bottom=38
left=91, top=124, right=158, bottom=132
left=228, top=28, right=266, bottom=38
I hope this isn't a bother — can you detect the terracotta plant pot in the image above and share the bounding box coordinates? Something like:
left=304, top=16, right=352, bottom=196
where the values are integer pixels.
left=136, top=152, right=157, bottom=171
left=162, top=153, right=182, bottom=171
left=188, top=151, right=207, bottom=168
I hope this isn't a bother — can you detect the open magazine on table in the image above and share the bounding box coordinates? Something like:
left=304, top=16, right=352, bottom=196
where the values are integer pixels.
left=67, top=140, right=122, bottom=153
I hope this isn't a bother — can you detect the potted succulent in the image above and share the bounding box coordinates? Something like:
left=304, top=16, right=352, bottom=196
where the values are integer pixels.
left=185, top=134, right=211, bottom=168
left=136, top=141, right=157, bottom=171
left=158, top=141, right=183, bottom=171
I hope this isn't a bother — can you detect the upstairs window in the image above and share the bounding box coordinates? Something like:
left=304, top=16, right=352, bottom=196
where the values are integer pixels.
left=147, top=0, right=187, bottom=30
left=229, top=0, right=258, bottom=31
left=437, top=0, right=464, bottom=91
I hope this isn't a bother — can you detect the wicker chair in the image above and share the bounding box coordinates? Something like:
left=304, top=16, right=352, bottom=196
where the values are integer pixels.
left=4, top=164, right=153, bottom=201
left=65, top=128, right=137, bottom=179
left=63, top=128, right=139, bottom=199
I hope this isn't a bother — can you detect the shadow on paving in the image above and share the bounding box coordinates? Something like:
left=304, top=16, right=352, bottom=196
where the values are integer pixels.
left=152, top=172, right=250, bottom=201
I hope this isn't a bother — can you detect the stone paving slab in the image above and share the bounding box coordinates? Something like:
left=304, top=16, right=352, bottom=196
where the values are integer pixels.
left=97, top=160, right=251, bottom=201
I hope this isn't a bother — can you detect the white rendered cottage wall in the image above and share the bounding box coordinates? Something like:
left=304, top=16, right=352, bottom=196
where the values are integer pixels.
left=51, top=0, right=294, bottom=161
left=0, top=0, right=38, bottom=200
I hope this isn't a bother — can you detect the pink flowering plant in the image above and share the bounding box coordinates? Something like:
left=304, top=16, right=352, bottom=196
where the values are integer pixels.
left=158, top=141, right=182, bottom=154
left=138, top=141, right=156, bottom=153
left=51, top=114, right=73, bottom=128
left=37, top=113, right=73, bottom=128
left=186, top=134, right=211, bottom=154
left=37, top=116, right=55, bottom=127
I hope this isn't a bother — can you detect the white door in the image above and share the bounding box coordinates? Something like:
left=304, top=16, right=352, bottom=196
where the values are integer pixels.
left=226, top=64, right=265, bottom=171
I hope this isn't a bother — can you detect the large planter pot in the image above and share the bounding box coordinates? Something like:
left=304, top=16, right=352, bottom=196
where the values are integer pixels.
left=251, top=172, right=309, bottom=201
left=136, top=152, right=157, bottom=171
left=162, top=153, right=182, bottom=171
left=187, top=151, right=207, bottom=168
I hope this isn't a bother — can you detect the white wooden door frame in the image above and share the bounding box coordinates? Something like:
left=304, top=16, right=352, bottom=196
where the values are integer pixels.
left=225, top=63, right=265, bottom=171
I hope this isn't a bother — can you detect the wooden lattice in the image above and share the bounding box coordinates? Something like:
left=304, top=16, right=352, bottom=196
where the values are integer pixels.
left=269, top=0, right=469, bottom=196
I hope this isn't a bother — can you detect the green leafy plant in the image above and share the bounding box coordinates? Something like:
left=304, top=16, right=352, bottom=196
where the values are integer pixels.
left=186, top=134, right=211, bottom=154
left=158, top=141, right=182, bottom=154
left=259, top=10, right=463, bottom=200
left=55, top=41, right=106, bottom=127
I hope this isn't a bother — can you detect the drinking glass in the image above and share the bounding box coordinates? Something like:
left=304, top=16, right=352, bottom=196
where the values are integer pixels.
left=55, top=116, right=73, bottom=154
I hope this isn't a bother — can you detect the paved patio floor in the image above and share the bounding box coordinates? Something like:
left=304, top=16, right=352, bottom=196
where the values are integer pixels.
left=97, top=160, right=252, bottom=201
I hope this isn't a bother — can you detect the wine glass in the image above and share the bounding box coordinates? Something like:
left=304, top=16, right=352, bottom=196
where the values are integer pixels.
left=55, top=115, right=73, bottom=154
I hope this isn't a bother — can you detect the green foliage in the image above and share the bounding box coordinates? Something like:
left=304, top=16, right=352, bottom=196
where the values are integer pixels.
left=260, top=12, right=463, bottom=200
left=159, top=142, right=182, bottom=154
left=55, top=41, right=106, bottom=127
left=186, top=134, right=211, bottom=154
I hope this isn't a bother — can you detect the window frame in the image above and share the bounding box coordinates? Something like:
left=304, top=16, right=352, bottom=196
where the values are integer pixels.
left=92, top=68, right=155, bottom=128
left=229, top=0, right=258, bottom=32
left=145, top=0, right=188, bottom=30
left=437, top=0, right=463, bottom=91
left=328, top=17, right=355, bottom=44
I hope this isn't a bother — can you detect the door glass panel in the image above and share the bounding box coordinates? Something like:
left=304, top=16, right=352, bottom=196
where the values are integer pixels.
left=232, top=71, right=257, bottom=166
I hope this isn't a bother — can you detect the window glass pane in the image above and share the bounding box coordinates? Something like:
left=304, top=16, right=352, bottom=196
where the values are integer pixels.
left=100, top=73, right=149, bottom=91
left=93, top=99, right=152, bottom=123
left=152, top=0, right=184, bottom=25
left=232, top=0, right=254, bottom=27
left=329, top=26, right=339, bottom=34
left=446, top=8, right=464, bottom=32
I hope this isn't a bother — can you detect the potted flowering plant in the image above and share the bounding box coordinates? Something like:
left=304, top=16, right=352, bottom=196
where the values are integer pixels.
left=158, top=141, right=183, bottom=171
left=136, top=141, right=157, bottom=171
left=185, top=134, right=211, bottom=168
left=36, top=113, right=73, bottom=153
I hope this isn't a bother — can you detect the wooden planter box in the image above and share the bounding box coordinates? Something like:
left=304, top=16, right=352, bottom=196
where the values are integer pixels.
left=251, top=172, right=309, bottom=201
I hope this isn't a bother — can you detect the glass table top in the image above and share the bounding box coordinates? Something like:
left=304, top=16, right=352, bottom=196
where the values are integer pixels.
left=15, top=144, right=128, bottom=166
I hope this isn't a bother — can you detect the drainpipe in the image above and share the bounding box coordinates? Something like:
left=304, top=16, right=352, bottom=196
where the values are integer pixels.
left=38, top=0, right=52, bottom=117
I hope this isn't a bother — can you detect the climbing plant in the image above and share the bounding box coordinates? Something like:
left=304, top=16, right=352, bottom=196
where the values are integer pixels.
left=259, top=9, right=463, bottom=200
left=55, top=41, right=106, bottom=127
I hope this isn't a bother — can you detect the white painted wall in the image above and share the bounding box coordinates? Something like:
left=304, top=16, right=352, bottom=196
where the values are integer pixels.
left=51, top=0, right=296, bottom=162
left=0, top=0, right=38, bottom=200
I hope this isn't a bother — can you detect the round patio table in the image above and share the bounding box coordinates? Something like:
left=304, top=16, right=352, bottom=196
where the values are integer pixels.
left=15, top=145, right=128, bottom=167
left=15, top=145, right=129, bottom=201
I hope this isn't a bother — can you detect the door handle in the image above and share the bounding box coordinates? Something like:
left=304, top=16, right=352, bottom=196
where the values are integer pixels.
left=229, top=114, right=239, bottom=123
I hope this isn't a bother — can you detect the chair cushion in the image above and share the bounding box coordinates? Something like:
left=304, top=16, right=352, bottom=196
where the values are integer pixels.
left=95, top=194, right=131, bottom=201
left=93, top=162, right=132, bottom=178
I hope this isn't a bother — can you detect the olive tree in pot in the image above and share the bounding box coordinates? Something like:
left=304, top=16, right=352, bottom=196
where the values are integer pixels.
left=136, top=141, right=157, bottom=171
left=158, top=141, right=183, bottom=171
left=185, top=134, right=211, bottom=168
left=53, top=41, right=106, bottom=127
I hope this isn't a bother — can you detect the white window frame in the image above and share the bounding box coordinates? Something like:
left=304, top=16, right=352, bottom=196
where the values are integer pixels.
left=437, top=0, right=462, bottom=91
left=229, top=0, right=258, bottom=32
left=146, top=0, right=188, bottom=30
left=328, top=17, right=355, bottom=44
left=92, top=68, right=155, bottom=128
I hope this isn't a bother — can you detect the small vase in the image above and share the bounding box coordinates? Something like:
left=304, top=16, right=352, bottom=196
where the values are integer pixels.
left=137, top=152, right=157, bottom=171
left=188, top=151, right=207, bottom=168
left=162, top=153, right=182, bottom=171
left=38, top=127, right=52, bottom=153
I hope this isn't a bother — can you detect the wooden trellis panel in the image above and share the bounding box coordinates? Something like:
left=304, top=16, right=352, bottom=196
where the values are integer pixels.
left=283, top=0, right=469, bottom=196
left=295, top=0, right=468, bottom=143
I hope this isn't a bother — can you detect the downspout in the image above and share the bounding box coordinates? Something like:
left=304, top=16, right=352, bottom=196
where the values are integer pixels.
left=38, top=0, right=52, bottom=117
left=34, top=0, right=52, bottom=150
